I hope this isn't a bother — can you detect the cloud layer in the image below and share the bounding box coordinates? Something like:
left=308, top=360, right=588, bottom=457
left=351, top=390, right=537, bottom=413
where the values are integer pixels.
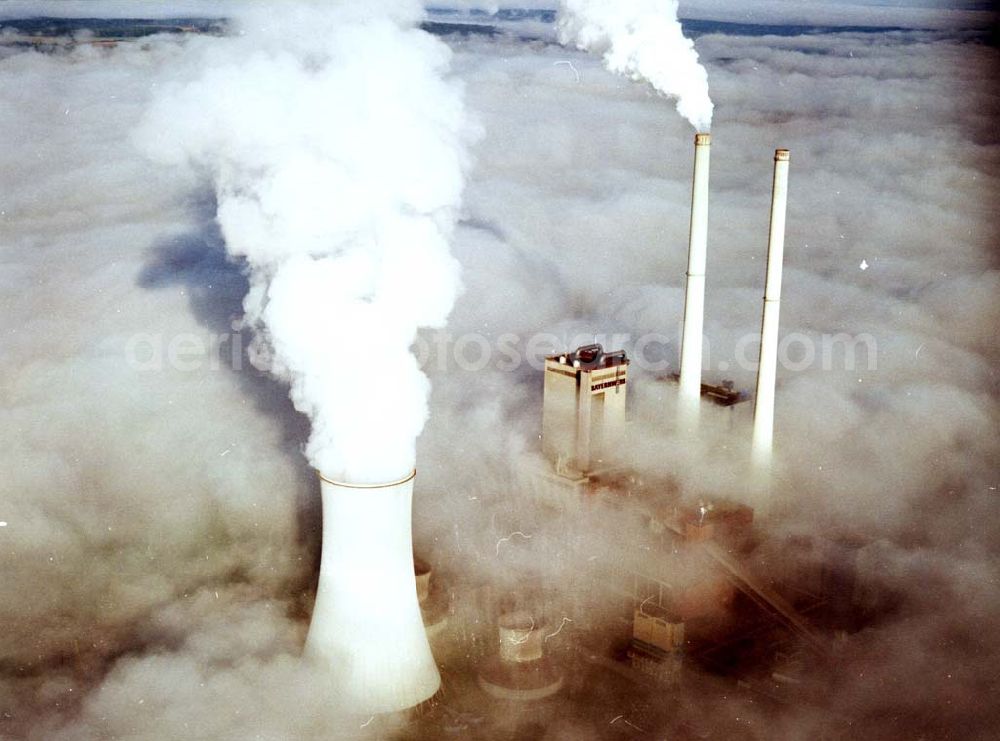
left=0, top=10, right=997, bottom=740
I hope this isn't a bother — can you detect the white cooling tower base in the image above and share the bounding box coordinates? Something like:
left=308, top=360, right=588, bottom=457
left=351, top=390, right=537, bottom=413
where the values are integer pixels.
left=477, top=657, right=564, bottom=702
left=305, top=471, right=441, bottom=714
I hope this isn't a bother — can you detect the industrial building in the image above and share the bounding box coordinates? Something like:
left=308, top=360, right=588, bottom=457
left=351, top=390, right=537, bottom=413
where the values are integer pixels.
left=542, top=343, right=629, bottom=477
left=303, top=134, right=872, bottom=739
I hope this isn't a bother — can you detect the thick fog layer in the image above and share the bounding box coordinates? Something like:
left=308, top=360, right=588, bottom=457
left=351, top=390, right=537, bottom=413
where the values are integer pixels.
left=1, top=6, right=998, bottom=740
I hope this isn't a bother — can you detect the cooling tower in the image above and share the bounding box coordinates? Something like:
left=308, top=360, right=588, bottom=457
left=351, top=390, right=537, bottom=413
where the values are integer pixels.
left=477, top=611, right=564, bottom=701
left=305, top=470, right=440, bottom=713
left=751, top=149, right=791, bottom=475
left=498, top=611, right=545, bottom=663
left=678, top=133, right=711, bottom=433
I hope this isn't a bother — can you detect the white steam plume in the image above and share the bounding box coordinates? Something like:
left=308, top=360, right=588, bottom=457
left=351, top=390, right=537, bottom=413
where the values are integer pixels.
left=136, top=0, right=472, bottom=484
left=556, top=0, right=714, bottom=131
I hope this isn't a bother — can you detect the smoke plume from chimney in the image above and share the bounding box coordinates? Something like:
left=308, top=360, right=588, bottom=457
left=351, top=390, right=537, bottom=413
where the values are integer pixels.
left=135, top=0, right=473, bottom=485
left=556, top=0, right=714, bottom=131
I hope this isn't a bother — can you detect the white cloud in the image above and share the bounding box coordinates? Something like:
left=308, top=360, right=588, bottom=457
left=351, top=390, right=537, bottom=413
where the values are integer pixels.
left=1, top=11, right=998, bottom=740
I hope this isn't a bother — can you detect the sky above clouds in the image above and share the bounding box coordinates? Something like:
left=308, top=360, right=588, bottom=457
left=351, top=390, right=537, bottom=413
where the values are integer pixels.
left=0, top=0, right=996, bottom=28
left=1, top=3, right=998, bottom=739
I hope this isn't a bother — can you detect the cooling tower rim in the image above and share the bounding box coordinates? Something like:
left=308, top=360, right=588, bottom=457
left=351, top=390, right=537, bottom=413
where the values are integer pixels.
left=498, top=610, right=539, bottom=632
left=317, top=469, right=417, bottom=489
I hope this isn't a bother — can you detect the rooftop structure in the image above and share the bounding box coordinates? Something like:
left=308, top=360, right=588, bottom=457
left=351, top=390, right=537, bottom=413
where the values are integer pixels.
left=662, top=373, right=751, bottom=408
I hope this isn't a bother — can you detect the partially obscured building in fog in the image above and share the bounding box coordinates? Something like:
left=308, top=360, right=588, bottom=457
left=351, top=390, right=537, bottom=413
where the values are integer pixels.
left=542, top=343, right=628, bottom=476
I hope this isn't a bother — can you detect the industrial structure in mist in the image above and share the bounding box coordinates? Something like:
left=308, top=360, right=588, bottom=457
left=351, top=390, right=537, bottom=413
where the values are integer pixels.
left=2, top=13, right=817, bottom=723
left=298, top=132, right=871, bottom=735
left=542, top=344, right=629, bottom=478
left=516, top=137, right=823, bottom=692
left=307, top=470, right=441, bottom=712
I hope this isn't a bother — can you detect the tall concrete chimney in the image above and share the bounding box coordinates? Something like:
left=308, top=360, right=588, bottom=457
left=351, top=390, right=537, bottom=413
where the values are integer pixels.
left=306, top=470, right=440, bottom=713
left=678, top=133, right=711, bottom=434
left=751, top=149, right=791, bottom=476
